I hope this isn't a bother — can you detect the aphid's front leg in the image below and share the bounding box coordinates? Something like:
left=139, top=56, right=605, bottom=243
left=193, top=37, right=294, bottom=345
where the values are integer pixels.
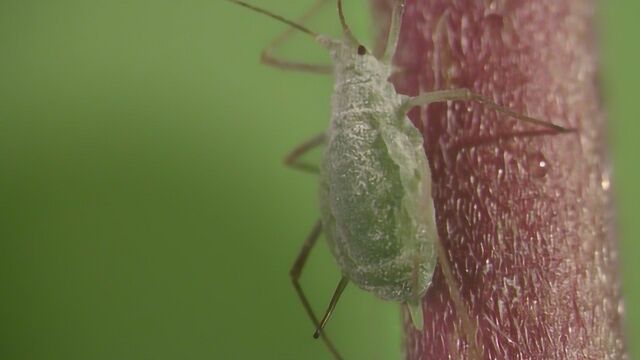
left=284, top=132, right=326, bottom=174
left=260, top=0, right=333, bottom=74
left=290, top=220, right=343, bottom=360
left=399, top=88, right=572, bottom=132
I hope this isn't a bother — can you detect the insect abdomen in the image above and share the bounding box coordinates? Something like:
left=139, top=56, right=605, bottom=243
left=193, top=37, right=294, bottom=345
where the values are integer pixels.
left=319, top=111, right=437, bottom=302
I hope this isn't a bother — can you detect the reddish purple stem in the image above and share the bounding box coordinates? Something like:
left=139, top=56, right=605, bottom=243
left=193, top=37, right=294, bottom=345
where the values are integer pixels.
left=371, top=1, right=626, bottom=359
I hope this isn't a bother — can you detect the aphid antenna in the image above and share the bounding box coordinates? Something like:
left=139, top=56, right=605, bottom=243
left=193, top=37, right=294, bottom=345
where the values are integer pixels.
left=336, top=0, right=360, bottom=45
left=224, top=0, right=319, bottom=38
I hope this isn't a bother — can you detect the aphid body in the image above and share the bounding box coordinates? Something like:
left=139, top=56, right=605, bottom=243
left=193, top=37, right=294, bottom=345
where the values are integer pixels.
left=317, top=36, right=436, bottom=306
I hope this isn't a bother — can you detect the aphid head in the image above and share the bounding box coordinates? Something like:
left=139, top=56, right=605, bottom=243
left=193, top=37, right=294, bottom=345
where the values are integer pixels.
left=317, top=35, right=387, bottom=78
left=315, top=0, right=390, bottom=77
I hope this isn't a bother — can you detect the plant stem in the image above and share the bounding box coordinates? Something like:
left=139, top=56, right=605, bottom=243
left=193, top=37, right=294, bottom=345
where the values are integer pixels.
left=372, top=0, right=626, bottom=358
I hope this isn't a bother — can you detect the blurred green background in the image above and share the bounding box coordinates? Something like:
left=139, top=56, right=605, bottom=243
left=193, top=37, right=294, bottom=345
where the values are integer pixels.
left=0, top=1, right=637, bottom=359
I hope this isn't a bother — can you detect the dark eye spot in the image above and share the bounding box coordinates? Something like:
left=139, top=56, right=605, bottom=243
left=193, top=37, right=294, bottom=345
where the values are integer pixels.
left=357, top=45, right=367, bottom=55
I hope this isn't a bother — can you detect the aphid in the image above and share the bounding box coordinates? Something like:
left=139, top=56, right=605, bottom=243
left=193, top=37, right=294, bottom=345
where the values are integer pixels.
left=225, top=1, right=570, bottom=358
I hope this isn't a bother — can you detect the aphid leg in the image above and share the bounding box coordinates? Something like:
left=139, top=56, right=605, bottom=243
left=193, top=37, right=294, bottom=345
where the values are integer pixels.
left=432, top=235, right=482, bottom=360
left=284, top=132, right=326, bottom=174
left=313, top=276, right=349, bottom=339
left=290, top=220, right=344, bottom=360
left=382, top=0, right=406, bottom=64
left=399, top=88, right=572, bottom=132
left=260, top=0, right=333, bottom=74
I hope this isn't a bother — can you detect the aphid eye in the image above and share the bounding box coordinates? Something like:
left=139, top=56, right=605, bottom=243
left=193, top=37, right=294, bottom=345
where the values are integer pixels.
left=357, top=45, right=367, bottom=55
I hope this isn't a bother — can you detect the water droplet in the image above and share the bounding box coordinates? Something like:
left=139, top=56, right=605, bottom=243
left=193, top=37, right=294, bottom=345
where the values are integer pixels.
left=601, top=168, right=611, bottom=191
left=447, top=63, right=461, bottom=79
left=528, top=153, right=549, bottom=178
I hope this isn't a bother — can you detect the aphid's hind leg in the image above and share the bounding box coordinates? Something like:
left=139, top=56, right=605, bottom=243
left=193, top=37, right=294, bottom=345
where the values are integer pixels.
left=261, top=0, right=333, bottom=74
left=313, top=275, right=348, bottom=339
left=433, top=235, right=482, bottom=360
left=290, top=220, right=344, bottom=360
left=399, top=88, right=573, bottom=132
left=284, top=132, right=326, bottom=174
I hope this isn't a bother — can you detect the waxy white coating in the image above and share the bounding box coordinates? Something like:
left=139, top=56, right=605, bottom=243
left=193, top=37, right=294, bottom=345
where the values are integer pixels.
left=317, top=35, right=436, bottom=309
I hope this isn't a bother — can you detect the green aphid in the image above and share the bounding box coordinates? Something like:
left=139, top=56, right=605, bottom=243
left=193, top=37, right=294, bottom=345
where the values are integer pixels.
left=225, top=1, right=570, bottom=359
